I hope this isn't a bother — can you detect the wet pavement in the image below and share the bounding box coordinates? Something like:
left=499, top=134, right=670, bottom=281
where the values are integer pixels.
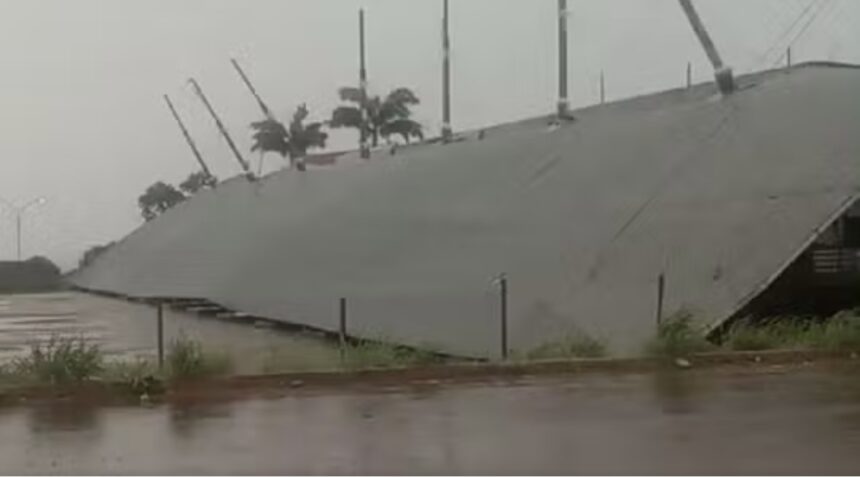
left=2, top=367, right=860, bottom=474
left=0, top=292, right=340, bottom=373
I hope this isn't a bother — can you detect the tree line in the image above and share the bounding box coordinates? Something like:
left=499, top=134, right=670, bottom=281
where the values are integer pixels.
left=138, top=85, right=423, bottom=222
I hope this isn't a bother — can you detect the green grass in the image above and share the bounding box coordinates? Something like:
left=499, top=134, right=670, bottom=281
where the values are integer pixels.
left=12, top=335, right=103, bottom=384
left=525, top=332, right=608, bottom=360
left=722, top=313, right=860, bottom=353
left=260, top=344, right=341, bottom=374
left=0, top=362, right=31, bottom=390
left=723, top=317, right=812, bottom=351
left=166, top=334, right=233, bottom=379
left=645, top=310, right=713, bottom=358
left=341, top=339, right=447, bottom=370
left=102, top=358, right=165, bottom=396
left=810, top=313, right=860, bottom=352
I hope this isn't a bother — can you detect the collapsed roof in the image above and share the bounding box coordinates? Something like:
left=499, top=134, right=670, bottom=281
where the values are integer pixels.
left=72, top=63, right=860, bottom=356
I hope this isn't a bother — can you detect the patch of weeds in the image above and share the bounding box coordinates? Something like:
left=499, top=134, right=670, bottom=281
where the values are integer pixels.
left=722, top=317, right=810, bottom=351
left=722, top=313, right=860, bottom=353
left=167, top=334, right=233, bottom=379
left=526, top=331, right=608, bottom=360
left=645, top=309, right=712, bottom=358
left=0, top=362, right=30, bottom=390
left=102, top=358, right=165, bottom=396
left=261, top=345, right=340, bottom=374
left=342, top=339, right=446, bottom=370
left=13, top=335, right=103, bottom=384
left=723, top=324, right=781, bottom=351
left=812, top=313, right=860, bottom=352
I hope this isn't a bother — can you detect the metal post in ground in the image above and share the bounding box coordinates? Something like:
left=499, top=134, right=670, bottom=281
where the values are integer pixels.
left=686, top=62, right=692, bottom=89
left=157, top=302, right=165, bottom=369
left=441, top=0, right=453, bottom=142
left=656, top=272, right=665, bottom=329
left=499, top=273, right=509, bottom=360
left=358, top=9, right=370, bottom=159
left=556, top=0, right=570, bottom=117
left=15, top=214, right=21, bottom=261
left=339, top=297, right=348, bottom=363
left=600, top=70, right=605, bottom=104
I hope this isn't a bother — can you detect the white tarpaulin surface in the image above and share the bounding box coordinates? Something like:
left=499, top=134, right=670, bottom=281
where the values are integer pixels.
left=72, top=64, right=860, bottom=356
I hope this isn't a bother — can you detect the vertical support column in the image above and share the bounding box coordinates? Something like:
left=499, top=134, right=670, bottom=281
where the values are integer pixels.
left=686, top=62, right=692, bottom=89
left=656, top=273, right=666, bottom=329
left=359, top=9, right=370, bottom=159
left=441, top=0, right=453, bottom=143
left=339, top=297, right=348, bottom=363
left=557, top=0, right=570, bottom=117
left=499, top=274, right=509, bottom=360
left=600, top=70, right=605, bottom=104
left=157, top=302, right=165, bottom=370
left=15, top=214, right=21, bottom=261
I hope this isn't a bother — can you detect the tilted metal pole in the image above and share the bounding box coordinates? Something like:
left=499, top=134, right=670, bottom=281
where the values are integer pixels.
left=230, top=58, right=273, bottom=119
left=188, top=78, right=253, bottom=177
left=678, top=0, right=734, bottom=94
left=164, top=94, right=214, bottom=180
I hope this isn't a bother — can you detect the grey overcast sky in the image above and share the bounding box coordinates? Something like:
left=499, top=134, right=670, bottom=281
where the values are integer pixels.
left=0, top=0, right=858, bottom=270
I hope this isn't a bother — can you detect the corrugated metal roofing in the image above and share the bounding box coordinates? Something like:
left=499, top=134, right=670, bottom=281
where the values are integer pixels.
left=72, top=63, right=860, bottom=356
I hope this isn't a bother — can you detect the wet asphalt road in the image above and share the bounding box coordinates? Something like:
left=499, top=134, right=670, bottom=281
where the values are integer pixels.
left=2, top=367, right=860, bottom=474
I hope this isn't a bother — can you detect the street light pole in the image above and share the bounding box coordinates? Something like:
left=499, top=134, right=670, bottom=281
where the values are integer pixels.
left=16, top=213, right=21, bottom=261
left=0, top=197, right=46, bottom=261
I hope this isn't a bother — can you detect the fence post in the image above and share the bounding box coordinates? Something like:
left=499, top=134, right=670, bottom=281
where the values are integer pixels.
left=339, top=297, right=347, bottom=362
left=157, top=302, right=165, bottom=370
left=686, top=62, right=692, bottom=89
left=499, top=273, right=508, bottom=360
left=656, top=272, right=665, bottom=329
left=600, top=70, right=606, bottom=104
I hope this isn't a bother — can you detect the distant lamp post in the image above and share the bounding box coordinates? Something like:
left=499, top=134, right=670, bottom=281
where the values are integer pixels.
left=0, top=197, right=47, bottom=261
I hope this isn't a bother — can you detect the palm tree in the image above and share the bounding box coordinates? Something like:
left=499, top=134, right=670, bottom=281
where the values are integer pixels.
left=250, top=104, right=328, bottom=172
left=137, top=181, right=186, bottom=221
left=179, top=171, right=218, bottom=195
left=330, top=87, right=424, bottom=148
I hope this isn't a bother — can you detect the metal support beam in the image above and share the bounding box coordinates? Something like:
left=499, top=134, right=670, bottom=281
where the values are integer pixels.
left=557, top=0, right=570, bottom=117
left=678, top=0, right=734, bottom=94
left=600, top=70, right=605, bottom=104
left=189, top=78, right=253, bottom=177
left=441, top=0, right=453, bottom=143
left=359, top=9, right=370, bottom=159
left=231, top=58, right=272, bottom=119
left=164, top=94, right=214, bottom=180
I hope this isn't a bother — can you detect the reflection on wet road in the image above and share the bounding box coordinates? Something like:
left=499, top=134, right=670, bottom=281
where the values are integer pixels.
left=2, top=368, right=860, bottom=474
left=0, top=292, right=339, bottom=373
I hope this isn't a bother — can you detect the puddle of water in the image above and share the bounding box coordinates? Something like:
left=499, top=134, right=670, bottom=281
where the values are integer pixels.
left=1, top=369, right=860, bottom=474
